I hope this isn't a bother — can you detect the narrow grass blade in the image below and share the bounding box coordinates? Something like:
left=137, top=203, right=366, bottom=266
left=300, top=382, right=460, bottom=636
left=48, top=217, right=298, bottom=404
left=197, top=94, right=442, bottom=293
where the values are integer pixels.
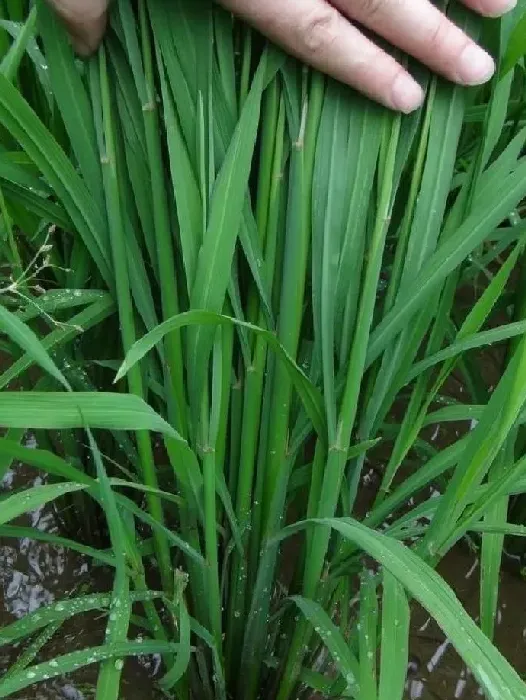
left=0, top=297, right=116, bottom=390
left=364, top=437, right=468, bottom=530
left=472, top=522, right=526, bottom=536
left=37, top=1, right=104, bottom=208
left=17, top=289, right=111, bottom=321
left=368, top=158, right=526, bottom=365
left=0, top=481, right=88, bottom=526
left=188, top=52, right=268, bottom=404
left=0, top=525, right=116, bottom=568
left=0, top=590, right=162, bottom=646
left=275, top=518, right=526, bottom=700
left=0, top=15, right=51, bottom=99
left=1, top=621, right=62, bottom=683
left=406, top=319, right=526, bottom=382
left=501, top=11, right=526, bottom=75
left=0, top=303, right=69, bottom=389
left=0, top=6, right=37, bottom=81
left=0, top=392, right=178, bottom=436
left=481, top=482, right=509, bottom=640
left=0, top=73, right=111, bottom=284
left=116, top=494, right=205, bottom=566
left=378, top=570, right=409, bottom=700
left=425, top=337, right=526, bottom=555
left=87, top=431, right=131, bottom=700
left=290, top=596, right=359, bottom=696
left=160, top=584, right=191, bottom=689
left=0, top=179, right=72, bottom=230
left=109, top=479, right=182, bottom=506
left=116, top=310, right=326, bottom=439
left=0, top=640, right=179, bottom=698
left=358, top=571, right=377, bottom=700
left=0, top=437, right=93, bottom=485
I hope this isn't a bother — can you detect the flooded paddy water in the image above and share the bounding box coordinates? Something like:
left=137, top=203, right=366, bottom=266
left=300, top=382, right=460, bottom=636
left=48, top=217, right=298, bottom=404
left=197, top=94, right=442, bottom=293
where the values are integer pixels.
left=1, top=431, right=525, bottom=699
left=406, top=547, right=526, bottom=699
left=0, top=444, right=164, bottom=700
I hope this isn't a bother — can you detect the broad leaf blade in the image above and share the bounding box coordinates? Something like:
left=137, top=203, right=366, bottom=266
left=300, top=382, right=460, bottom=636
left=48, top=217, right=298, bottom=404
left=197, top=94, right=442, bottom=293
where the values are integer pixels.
left=0, top=392, right=178, bottom=437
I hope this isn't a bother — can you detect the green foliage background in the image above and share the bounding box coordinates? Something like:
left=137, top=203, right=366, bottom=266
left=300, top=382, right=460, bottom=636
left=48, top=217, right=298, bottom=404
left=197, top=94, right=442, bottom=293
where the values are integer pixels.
left=0, top=0, right=526, bottom=698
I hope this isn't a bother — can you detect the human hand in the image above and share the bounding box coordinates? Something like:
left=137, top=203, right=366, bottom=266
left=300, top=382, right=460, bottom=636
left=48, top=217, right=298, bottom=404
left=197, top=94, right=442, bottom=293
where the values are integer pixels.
left=48, top=0, right=514, bottom=113
left=47, top=0, right=108, bottom=56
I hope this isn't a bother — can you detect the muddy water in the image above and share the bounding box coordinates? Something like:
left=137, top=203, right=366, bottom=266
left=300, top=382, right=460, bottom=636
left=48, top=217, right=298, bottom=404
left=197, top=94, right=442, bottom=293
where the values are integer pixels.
left=0, top=435, right=163, bottom=700
left=2, top=437, right=526, bottom=699
left=406, top=547, right=526, bottom=699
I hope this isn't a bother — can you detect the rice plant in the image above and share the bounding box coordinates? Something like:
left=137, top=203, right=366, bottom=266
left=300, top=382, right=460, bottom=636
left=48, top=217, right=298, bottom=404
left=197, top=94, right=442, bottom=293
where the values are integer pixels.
left=0, top=0, right=526, bottom=698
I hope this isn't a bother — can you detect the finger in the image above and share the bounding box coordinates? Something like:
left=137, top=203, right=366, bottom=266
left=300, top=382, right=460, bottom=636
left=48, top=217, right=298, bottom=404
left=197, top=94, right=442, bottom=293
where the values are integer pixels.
left=461, top=0, right=516, bottom=18
left=332, top=0, right=496, bottom=87
left=47, top=0, right=108, bottom=55
left=220, top=0, right=424, bottom=113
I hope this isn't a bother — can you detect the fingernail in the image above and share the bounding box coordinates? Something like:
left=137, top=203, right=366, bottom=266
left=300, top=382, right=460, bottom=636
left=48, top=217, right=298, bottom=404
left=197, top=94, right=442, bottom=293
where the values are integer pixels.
left=482, top=0, right=516, bottom=18
left=391, top=75, right=424, bottom=114
left=457, top=44, right=495, bottom=85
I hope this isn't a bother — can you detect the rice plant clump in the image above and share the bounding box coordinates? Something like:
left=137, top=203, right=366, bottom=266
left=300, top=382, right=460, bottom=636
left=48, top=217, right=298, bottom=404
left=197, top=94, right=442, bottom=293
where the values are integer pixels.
left=0, top=1, right=526, bottom=699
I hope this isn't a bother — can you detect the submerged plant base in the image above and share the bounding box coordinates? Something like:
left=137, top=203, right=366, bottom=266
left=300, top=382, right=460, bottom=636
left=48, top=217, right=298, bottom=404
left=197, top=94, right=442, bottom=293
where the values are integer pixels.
left=2, top=454, right=526, bottom=700
left=0, top=461, right=163, bottom=700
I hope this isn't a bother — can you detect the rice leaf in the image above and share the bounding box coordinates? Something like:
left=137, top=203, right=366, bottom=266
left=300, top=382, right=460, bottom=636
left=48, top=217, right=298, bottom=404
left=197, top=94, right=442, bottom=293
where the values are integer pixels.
left=0, top=640, right=179, bottom=698
left=37, top=1, right=104, bottom=208
left=501, top=10, right=526, bottom=75
left=160, top=584, right=192, bottom=689
left=0, top=590, right=162, bottom=646
left=0, top=392, right=178, bottom=436
left=378, top=570, right=409, bottom=700
left=0, top=296, right=115, bottom=390
left=368, top=158, right=526, bottom=365
left=0, top=302, right=69, bottom=389
left=116, top=310, right=326, bottom=439
left=188, top=51, right=268, bottom=405
left=290, top=596, right=359, bottom=696
left=0, top=525, right=117, bottom=568
left=274, top=518, right=526, bottom=700
left=358, top=571, right=377, bottom=700
left=0, top=481, right=89, bottom=526
left=0, top=73, right=111, bottom=284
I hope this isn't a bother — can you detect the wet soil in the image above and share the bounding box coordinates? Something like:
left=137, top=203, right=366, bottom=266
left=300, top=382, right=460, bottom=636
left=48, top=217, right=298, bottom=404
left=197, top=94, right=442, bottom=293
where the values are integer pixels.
left=0, top=450, right=164, bottom=700
left=406, top=546, right=526, bottom=699
left=2, top=428, right=526, bottom=699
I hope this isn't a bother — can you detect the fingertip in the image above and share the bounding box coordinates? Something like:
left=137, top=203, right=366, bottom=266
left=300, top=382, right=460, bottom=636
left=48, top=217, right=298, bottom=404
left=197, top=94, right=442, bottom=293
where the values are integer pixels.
left=456, top=44, right=495, bottom=85
left=61, top=15, right=107, bottom=57
left=390, top=75, right=425, bottom=113
left=69, top=34, right=94, bottom=57
left=471, top=0, right=517, bottom=17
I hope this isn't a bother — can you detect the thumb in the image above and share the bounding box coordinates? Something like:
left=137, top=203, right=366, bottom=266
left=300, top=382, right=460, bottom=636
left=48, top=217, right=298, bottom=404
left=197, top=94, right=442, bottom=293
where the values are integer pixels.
left=47, top=0, right=109, bottom=55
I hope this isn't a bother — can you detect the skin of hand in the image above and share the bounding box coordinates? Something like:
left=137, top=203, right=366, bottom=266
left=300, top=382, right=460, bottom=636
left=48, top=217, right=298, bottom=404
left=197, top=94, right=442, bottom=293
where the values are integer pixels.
left=48, top=0, right=515, bottom=113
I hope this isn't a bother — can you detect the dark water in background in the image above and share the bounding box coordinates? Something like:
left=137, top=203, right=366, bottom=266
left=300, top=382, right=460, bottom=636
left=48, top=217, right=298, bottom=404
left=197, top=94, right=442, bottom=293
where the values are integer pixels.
left=1, top=433, right=525, bottom=699
left=406, top=547, right=526, bottom=699
left=0, top=435, right=163, bottom=700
